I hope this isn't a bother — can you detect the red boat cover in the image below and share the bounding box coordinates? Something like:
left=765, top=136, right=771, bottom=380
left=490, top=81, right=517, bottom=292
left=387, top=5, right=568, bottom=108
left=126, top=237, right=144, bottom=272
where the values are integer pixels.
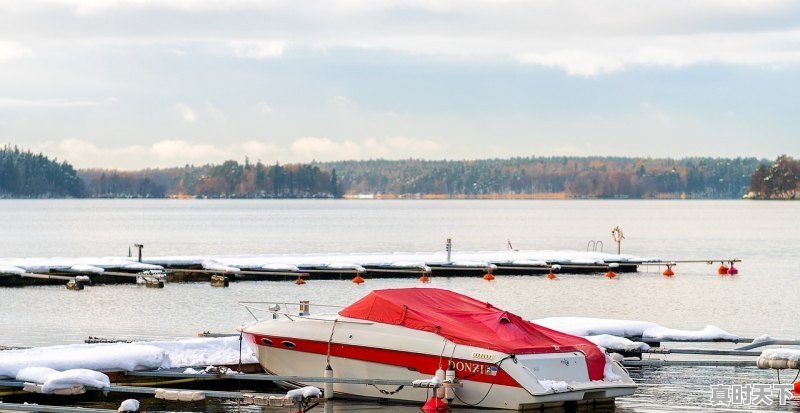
left=339, top=288, right=606, bottom=381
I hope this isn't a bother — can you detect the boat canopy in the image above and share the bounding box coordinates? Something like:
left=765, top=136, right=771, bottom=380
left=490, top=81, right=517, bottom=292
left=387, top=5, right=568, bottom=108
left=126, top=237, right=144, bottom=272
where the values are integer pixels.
left=339, top=288, right=605, bottom=380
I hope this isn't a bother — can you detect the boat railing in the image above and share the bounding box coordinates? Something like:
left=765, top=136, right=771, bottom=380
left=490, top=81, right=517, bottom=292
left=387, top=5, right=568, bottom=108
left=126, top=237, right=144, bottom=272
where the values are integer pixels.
left=239, top=300, right=354, bottom=323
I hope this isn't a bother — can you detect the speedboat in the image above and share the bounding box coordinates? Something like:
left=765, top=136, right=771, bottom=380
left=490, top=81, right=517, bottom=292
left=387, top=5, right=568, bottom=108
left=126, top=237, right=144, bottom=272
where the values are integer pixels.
left=242, top=288, right=636, bottom=410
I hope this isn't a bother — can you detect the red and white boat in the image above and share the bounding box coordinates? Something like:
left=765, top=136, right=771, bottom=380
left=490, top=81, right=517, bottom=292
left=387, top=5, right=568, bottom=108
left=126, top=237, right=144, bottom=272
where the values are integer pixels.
left=242, top=288, right=636, bottom=410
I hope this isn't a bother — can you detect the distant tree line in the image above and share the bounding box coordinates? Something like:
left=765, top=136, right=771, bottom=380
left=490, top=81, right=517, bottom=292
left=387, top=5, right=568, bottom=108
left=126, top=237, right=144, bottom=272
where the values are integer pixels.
left=0, top=145, right=783, bottom=199
left=748, top=155, right=800, bottom=199
left=0, top=146, right=84, bottom=197
left=79, top=159, right=340, bottom=198
left=321, top=157, right=763, bottom=199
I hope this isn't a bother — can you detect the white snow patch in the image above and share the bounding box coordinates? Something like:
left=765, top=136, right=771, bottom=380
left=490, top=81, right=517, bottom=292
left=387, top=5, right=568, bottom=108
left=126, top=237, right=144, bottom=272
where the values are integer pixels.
left=41, top=369, right=110, bottom=393
left=584, top=334, right=650, bottom=351
left=761, top=348, right=800, bottom=362
left=261, top=263, right=300, bottom=272
left=322, top=262, right=365, bottom=271
left=538, top=379, right=569, bottom=392
left=0, top=265, right=25, bottom=275
left=511, top=260, right=548, bottom=266
left=286, top=386, right=321, bottom=399
left=146, top=336, right=256, bottom=368
left=66, top=264, right=104, bottom=274
left=15, top=367, right=58, bottom=384
left=534, top=317, right=738, bottom=341
left=118, top=399, right=139, bottom=412
left=0, top=337, right=255, bottom=379
left=603, top=362, right=623, bottom=382
left=752, top=334, right=773, bottom=343
left=1, top=249, right=654, bottom=276
left=201, top=260, right=240, bottom=273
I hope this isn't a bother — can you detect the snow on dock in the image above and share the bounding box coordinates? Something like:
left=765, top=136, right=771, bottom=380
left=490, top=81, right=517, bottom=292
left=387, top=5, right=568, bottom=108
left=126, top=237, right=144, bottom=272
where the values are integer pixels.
left=145, top=249, right=653, bottom=269
left=534, top=317, right=740, bottom=346
left=0, top=337, right=256, bottom=379
left=0, top=249, right=652, bottom=282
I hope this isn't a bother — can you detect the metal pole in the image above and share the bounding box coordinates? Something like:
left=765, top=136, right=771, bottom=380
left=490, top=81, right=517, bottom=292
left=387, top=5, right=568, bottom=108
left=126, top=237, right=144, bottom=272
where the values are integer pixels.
left=134, top=244, right=144, bottom=263
left=446, top=238, right=452, bottom=262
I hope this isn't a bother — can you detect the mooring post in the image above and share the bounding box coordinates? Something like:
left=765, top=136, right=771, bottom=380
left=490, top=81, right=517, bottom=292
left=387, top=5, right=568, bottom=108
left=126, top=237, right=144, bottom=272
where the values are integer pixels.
left=134, top=244, right=144, bottom=263
left=446, top=238, right=452, bottom=262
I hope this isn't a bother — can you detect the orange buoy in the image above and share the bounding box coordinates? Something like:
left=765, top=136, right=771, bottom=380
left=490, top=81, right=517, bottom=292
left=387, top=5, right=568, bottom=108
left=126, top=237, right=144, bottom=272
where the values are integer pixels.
left=605, top=271, right=617, bottom=279
left=662, top=266, right=675, bottom=277
left=421, top=396, right=447, bottom=412
left=546, top=272, right=558, bottom=280
left=482, top=273, right=495, bottom=281
left=793, top=380, right=800, bottom=395
left=294, top=276, right=306, bottom=285
left=352, top=274, right=365, bottom=284
left=419, top=274, right=430, bottom=283
left=717, top=264, right=729, bottom=275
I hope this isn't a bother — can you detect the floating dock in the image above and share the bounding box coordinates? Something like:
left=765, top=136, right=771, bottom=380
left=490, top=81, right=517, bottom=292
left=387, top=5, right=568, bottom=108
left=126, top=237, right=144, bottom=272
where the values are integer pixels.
left=0, top=240, right=741, bottom=288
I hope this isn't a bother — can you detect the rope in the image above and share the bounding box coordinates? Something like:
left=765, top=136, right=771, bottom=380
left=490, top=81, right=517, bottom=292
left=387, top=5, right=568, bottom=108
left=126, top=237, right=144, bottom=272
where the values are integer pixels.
left=369, top=384, right=405, bottom=395
left=326, top=319, right=339, bottom=364
left=452, top=355, right=513, bottom=407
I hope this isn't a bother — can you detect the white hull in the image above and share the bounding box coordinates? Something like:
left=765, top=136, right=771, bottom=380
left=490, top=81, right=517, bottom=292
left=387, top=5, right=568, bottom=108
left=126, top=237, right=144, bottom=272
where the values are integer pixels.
left=243, top=315, right=636, bottom=410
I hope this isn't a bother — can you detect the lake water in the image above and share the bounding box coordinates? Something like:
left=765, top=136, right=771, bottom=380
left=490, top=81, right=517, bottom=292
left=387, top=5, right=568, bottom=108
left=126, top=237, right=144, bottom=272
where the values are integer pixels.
left=1, top=199, right=799, bottom=412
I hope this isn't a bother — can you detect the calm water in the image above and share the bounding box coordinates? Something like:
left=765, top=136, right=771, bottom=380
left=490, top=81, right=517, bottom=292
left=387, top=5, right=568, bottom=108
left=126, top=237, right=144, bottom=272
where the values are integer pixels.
left=1, top=199, right=799, bottom=412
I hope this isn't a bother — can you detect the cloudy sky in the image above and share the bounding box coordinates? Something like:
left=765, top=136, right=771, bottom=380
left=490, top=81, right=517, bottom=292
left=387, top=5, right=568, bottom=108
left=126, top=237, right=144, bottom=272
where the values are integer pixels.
left=1, top=0, right=799, bottom=169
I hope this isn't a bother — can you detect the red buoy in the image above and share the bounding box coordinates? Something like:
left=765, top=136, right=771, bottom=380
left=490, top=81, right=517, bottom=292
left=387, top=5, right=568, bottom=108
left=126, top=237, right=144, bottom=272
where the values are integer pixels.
left=727, top=265, right=738, bottom=275
left=352, top=274, right=365, bottom=284
left=294, top=276, right=306, bottom=285
left=546, top=272, right=557, bottom=280
left=662, top=267, right=675, bottom=277
left=419, top=274, right=430, bottom=283
left=421, top=396, right=448, bottom=412
left=793, top=380, right=800, bottom=395
left=605, top=271, right=617, bottom=279
left=482, top=273, right=495, bottom=281
left=717, top=264, right=729, bottom=275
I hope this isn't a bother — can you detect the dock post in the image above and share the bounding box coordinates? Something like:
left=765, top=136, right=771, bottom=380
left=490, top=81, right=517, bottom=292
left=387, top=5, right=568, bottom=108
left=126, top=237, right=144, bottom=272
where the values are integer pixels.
left=446, top=238, right=452, bottom=262
left=134, top=244, right=144, bottom=263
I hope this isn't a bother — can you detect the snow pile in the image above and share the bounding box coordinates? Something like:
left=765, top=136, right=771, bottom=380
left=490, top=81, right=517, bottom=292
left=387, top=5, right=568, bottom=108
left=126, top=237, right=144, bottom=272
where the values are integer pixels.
left=261, top=263, right=300, bottom=272
left=41, top=369, right=110, bottom=393
left=0, top=265, right=25, bottom=275
left=286, top=386, right=321, bottom=399
left=0, top=257, right=163, bottom=274
left=602, top=363, right=623, bottom=382
left=534, top=317, right=739, bottom=342
left=0, top=342, right=165, bottom=378
left=0, top=337, right=256, bottom=379
left=118, top=399, right=140, bottom=412
left=202, top=260, right=240, bottom=273
left=584, top=334, right=650, bottom=352
left=146, top=336, right=257, bottom=367
left=758, top=348, right=800, bottom=370
left=538, top=379, right=569, bottom=392
left=15, top=367, right=109, bottom=394
left=760, top=348, right=800, bottom=362
left=66, top=264, right=104, bottom=274
left=15, top=367, right=59, bottom=383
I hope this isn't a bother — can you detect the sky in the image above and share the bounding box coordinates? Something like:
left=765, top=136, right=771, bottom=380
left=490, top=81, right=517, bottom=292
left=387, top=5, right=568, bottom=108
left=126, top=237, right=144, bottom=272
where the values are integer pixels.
left=0, top=0, right=799, bottom=170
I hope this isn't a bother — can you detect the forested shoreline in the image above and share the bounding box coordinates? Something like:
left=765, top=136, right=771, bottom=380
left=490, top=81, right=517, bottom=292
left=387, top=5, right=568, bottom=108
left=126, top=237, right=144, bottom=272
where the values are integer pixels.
left=1, top=145, right=797, bottom=199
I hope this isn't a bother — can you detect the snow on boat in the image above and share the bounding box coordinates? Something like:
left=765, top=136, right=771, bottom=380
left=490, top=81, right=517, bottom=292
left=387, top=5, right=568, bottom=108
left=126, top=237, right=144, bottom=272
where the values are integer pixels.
left=242, top=288, right=636, bottom=410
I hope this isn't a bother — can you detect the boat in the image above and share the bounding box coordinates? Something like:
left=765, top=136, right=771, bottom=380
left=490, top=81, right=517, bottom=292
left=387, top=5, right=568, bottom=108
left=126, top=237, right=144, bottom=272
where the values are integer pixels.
left=241, top=288, right=636, bottom=410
